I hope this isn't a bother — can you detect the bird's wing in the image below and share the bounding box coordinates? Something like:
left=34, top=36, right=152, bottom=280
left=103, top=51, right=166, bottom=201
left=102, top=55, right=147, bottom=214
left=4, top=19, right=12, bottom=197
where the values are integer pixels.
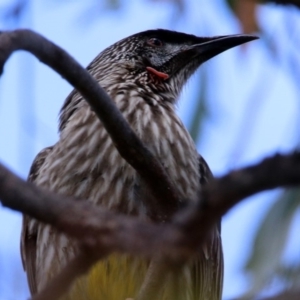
left=192, top=155, right=224, bottom=300
left=20, top=146, right=53, bottom=295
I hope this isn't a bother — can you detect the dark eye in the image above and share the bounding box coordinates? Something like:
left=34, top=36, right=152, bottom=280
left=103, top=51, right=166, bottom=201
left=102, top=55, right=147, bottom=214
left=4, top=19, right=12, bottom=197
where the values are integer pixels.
left=147, top=38, right=163, bottom=47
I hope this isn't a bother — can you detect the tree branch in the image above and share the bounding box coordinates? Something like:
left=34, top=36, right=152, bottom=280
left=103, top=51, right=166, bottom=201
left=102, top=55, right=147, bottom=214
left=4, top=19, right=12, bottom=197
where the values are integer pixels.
left=1, top=153, right=300, bottom=260
left=0, top=161, right=177, bottom=257
left=1, top=152, right=300, bottom=298
left=172, top=152, right=300, bottom=251
left=0, top=29, right=179, bottom=221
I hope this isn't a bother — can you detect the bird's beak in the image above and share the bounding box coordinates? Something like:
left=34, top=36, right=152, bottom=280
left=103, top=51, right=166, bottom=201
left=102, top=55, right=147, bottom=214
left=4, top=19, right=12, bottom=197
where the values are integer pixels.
left=189, top=34, right=258, bottom=62
left=163, top=34, right=258, bottom=80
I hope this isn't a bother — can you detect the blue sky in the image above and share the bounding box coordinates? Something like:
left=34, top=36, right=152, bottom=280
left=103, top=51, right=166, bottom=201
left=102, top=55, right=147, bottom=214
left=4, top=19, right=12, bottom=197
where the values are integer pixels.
left=0, top=0, right=299, bottom=299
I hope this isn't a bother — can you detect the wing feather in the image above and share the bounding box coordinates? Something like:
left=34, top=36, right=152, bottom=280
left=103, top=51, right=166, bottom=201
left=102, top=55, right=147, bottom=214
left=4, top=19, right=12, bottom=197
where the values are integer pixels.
left=20, top=146, right=53, bottom=294
left=192, top=155, right=224, bottom=300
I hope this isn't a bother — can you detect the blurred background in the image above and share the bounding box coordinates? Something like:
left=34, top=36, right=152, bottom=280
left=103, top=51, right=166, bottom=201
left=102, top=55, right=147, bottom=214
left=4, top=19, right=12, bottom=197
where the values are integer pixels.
left=0, top=0, right=300, bottom=299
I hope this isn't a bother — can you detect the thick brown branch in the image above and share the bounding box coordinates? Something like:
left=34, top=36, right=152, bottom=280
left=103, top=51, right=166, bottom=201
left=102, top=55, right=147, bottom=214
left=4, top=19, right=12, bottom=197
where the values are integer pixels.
left=1, top=153, right=300, bottom=259
left=0, top=161, right=184, bottom=259
left=0, top=29, right=179, bottom=220
left=1, top=152, right=300, bottom=299
left=175, top=152, right=300, bottom=249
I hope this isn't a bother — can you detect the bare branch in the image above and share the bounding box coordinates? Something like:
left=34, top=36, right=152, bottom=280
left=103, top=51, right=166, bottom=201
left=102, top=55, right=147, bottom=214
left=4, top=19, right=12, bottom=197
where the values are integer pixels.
left=1, top=151, right=300, bottom=298
left=0, top=161, right=182, bottom=259
left=0, top=29, right=179, bottom=221
left=1, top=153, right=300, bottom=260
left=173, top=152, right=300, bottom=251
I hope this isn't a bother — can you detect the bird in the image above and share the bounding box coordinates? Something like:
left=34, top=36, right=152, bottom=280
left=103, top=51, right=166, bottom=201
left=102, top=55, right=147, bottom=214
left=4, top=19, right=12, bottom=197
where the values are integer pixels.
left=21, top=29, right=256, bottom=300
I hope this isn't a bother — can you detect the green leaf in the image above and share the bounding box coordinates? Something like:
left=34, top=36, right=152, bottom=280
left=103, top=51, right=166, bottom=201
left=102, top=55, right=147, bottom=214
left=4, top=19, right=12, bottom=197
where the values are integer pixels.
left=244, top=188, right=300, bottom=296
left=225, top=0, right=237, bottom=12
left=188, top=68, right=209, bottom=144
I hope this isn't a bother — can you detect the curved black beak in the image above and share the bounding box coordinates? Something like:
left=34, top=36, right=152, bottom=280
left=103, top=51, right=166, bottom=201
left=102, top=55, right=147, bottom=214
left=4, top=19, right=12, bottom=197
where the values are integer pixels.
left=191, top=34, right=258, bottom=62
left=160, top=34, right=258, bottom=80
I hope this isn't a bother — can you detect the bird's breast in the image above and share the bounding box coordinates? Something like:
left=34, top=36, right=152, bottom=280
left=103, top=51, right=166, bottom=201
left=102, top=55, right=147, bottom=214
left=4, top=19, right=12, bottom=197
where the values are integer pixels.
left=36, top=91, right=200, bottom=213
left=30, top=87, right=202, bottom=293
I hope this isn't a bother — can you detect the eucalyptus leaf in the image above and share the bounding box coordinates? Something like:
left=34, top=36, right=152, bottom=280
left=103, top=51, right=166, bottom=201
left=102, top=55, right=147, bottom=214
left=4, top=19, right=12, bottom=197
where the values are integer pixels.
left=276, top=264, right=300, bottom=287
left=243, top=188, right=300, bottom=297
left=225, top=0, right=237, bottom=12
left=189, top=68, right=209, bottom=144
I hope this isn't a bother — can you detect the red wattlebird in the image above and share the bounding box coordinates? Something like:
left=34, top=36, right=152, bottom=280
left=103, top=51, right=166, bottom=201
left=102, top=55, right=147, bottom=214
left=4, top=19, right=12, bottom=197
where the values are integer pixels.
left=21, top=29, right=256, bottom=300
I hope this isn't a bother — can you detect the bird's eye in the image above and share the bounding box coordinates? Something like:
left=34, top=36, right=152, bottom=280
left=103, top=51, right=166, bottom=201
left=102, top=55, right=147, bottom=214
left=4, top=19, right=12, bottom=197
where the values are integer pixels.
left=147, top=38, right=163, bottom=47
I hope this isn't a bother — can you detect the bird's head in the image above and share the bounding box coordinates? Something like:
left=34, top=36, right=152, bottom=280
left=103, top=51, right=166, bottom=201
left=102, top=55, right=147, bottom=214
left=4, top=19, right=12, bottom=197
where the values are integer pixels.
left=91, top=29, right=257, bottom=100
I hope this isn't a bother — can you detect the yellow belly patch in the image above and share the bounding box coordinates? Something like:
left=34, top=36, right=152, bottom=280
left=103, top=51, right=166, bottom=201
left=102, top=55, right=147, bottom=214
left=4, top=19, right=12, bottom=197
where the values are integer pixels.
left=60, top=254, right=196, bottom=300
